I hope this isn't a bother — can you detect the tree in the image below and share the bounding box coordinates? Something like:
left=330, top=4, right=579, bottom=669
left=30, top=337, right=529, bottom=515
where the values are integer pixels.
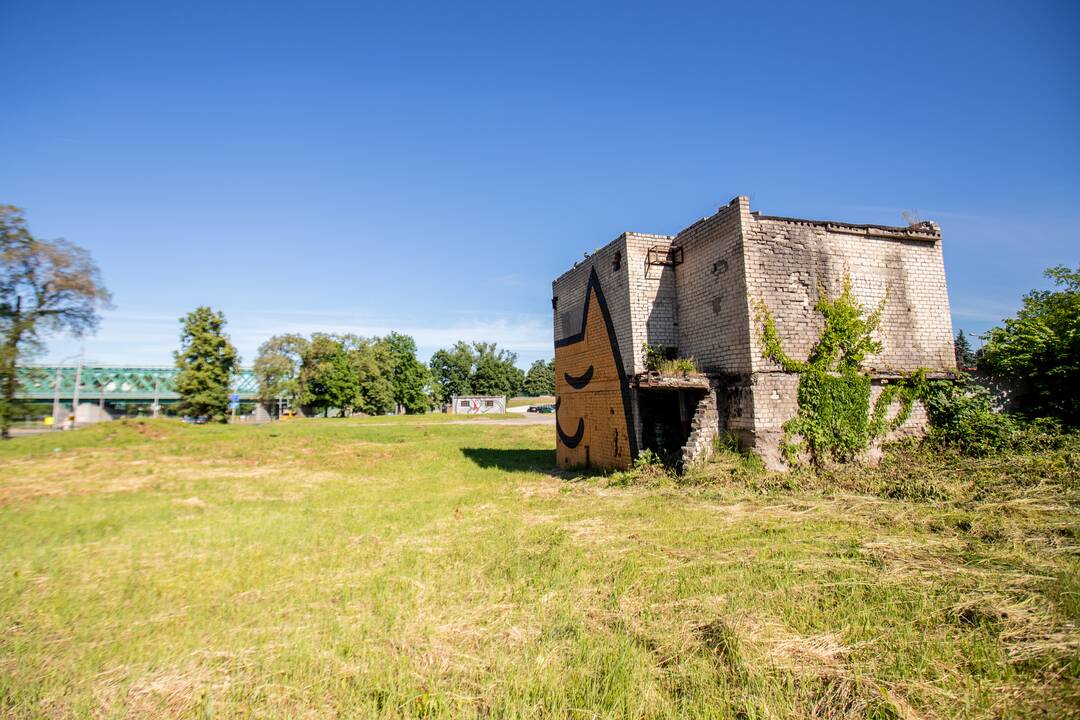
left=174, top=307, right=240, bottom=422
left=253, top=334, right=308, bottom=406
left=429, top=341, right=475, bottom=403
left=379, top=332, right=432, bottom=414
left=471, top=342, right=524, bottom=397
left=953, top=330, right=976, bottom=369
left=978, top=265, right=1080, bottom=425
left=297, top=333, right=357, bottom=416
left=522, top=358, right=555, bottom=396
left=342, top=335, right=395, bottom=416
left=1, top=206, right=111, bottom=437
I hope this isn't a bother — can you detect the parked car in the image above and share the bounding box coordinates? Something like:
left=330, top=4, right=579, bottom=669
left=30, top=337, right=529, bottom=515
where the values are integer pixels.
left=535, top=404, right=555, bottom=414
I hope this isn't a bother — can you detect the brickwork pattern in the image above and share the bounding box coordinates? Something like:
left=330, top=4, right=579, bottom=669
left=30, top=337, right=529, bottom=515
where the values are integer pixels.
left=554, top=273, right=634, bottom=470
left=674, top=198, right=754, bottom=376
left=624, top=232, right=678, bottom=374
left=743, top=215, right=956, bottom=374
left=681, top=387, right=720, bottom=467
left=552, top=196, right=956, bottom=471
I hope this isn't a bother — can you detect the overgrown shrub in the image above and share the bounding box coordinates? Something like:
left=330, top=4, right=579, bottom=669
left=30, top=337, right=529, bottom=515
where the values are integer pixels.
left=922, top=378, right=1070, bottom=456
left=642, top=344, right=699, bottom=375
left=922, top=380, right=1016, bottom=456
left=978, top=264, right=1079, bottom=426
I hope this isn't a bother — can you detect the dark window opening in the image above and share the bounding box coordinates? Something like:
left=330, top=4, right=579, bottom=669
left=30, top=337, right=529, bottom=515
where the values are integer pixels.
left=612, top=251, right=622, bottom=271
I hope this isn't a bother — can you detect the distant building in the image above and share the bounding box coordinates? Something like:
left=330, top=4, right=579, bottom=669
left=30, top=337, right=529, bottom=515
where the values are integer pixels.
left=552, top=196, right=956, bottom=470
left=451, top=396, right=507, bottom=414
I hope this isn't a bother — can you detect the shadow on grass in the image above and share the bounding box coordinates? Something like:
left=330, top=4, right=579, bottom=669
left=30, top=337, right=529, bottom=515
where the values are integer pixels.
left=460, top=447, right=556, bottom=473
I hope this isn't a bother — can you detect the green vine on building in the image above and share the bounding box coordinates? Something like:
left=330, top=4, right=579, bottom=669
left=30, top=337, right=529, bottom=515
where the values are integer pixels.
left=754, top=275, right=928, bottom=466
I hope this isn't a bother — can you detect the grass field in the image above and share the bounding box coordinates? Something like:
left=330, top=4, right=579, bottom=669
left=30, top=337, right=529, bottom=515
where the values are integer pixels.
left=1, top=417, right=1077, bottom=719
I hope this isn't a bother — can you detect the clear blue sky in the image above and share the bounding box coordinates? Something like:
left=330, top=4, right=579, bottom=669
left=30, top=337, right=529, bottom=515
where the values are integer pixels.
left=2, top=1, right=1077, bottom=369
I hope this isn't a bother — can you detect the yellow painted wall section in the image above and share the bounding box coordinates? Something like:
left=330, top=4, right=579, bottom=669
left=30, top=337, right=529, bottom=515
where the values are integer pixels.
left=554, top=274, right=632, bottom=470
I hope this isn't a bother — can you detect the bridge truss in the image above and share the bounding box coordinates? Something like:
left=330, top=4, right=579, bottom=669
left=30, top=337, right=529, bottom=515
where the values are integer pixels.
left=15, top=365, right=259, bottom=404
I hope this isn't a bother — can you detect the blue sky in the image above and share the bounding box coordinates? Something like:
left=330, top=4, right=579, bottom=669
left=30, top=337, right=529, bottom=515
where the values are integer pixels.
left=2, top=1, right=1077, bottom=369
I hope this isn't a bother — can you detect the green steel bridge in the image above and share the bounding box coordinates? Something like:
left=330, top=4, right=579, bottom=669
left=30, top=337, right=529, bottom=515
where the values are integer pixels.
left=15, top=365, right=259, bottom=404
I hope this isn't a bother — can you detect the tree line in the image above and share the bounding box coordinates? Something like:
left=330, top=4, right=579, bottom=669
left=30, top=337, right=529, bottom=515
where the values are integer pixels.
left=251, top=334, right=554, bottom=418
left=166, top=314, right=560, bottom=421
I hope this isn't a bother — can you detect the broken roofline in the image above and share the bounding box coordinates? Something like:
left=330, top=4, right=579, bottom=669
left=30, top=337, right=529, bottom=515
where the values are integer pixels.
left=551, top=196, right=942, bottom=287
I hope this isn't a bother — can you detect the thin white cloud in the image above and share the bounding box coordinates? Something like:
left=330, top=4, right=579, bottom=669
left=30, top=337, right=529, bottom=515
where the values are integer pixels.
left=42, top=307, right=554, bottom=367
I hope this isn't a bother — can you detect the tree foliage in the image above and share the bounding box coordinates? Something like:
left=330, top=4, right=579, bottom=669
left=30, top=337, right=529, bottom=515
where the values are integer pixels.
left=428, top=341, right=524, bottom=402
left=174, top=307, right=240, bottom=422
left=297, top=333, right=357, bottom=416
left=258, top=331, right=432, bottom=416
left=253, top=333, right=308, bottom=404
left=0, top=206, right=111, bottom=437
left=953, top=329, right=976, bottom=369
left=380, top=332, right=433, bottom=414
left=429, top=342, right=475, bottom=402
left=522, top=359, right=555, bottom=396
left=978, top=265, right=1079, bottom=426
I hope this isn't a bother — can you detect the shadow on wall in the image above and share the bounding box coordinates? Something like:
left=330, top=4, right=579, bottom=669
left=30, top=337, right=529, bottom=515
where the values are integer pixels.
left=460, top=448, right=556, bottom=473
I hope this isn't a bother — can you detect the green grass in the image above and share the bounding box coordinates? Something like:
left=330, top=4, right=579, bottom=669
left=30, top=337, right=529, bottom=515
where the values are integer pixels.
left=1, top=417, right=1077, bottom=718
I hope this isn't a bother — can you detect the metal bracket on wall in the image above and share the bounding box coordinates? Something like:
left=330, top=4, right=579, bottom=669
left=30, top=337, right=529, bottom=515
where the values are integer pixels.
left=646, top=245, right=683, bottom=267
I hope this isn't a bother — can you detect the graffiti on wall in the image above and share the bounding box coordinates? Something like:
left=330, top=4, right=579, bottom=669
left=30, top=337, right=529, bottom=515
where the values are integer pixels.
left=554, top=267, right=637, bottom=469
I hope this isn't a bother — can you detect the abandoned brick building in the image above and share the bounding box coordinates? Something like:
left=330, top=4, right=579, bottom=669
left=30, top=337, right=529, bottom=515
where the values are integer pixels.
left=552, top=196, right=956, bottom=470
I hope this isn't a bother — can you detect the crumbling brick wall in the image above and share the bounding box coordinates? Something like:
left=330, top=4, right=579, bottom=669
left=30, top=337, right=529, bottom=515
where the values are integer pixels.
left=552, top=196, right=957, bottom=471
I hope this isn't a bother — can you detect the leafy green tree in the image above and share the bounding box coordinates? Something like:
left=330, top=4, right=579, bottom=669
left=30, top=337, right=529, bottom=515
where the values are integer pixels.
left=0, top=206, right=111, bottom=437
left=953, top=330, right=976, bottom=369
left=979, top=265, right=1080, bottom=425
left=379, top=332, right=432, bottom=414
left=471, top=342, right=524, bottom=397
left=522, top=358, right=555, bottom=396
left=253, top=333, right=308, bottom=405
left=341, top=335, right=395, bottom=416
left=297, top=333, right=357, bottom=416
left=429, top=341, right=475, bottom=402
left=174, top=307, right=240, bottom=422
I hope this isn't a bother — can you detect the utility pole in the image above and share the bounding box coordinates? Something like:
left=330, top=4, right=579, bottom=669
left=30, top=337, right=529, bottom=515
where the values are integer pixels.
left=51, top=366, right=62, bottom=430
left=71, top=347, right=83, bottom=427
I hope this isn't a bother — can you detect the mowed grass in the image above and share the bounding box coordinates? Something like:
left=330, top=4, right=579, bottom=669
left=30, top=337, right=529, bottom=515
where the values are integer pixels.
left=0, top=418, right=1077, bottom=719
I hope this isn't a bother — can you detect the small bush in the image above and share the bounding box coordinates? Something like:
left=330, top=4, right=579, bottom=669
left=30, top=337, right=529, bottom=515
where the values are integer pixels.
left=642, top=343, right=676, bottom=371
left=657, top=357, right=699, bottom=376
left=606, top=448, right=673, bottom=486
left=642, top=343, right=699, bottom=375
left=923, top=380, right=1018, bottom=456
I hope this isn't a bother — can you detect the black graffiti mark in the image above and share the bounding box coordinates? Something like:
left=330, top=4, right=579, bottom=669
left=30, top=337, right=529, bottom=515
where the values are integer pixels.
left=553, top=267, right=638, bottom=458
left=555, top=398, right=585, bottom=449
left=564, top=365, right=594, bottom=390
